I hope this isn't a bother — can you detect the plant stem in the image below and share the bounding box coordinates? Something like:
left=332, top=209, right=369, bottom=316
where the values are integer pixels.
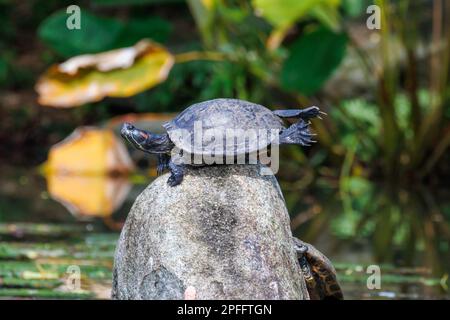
left=376, top=0, right=400, bottom=180
left=412, top=0, right=448, bottom=170
left=174, top=51, right=225, bottom=63
left=421, top=124, right=450, bottom=178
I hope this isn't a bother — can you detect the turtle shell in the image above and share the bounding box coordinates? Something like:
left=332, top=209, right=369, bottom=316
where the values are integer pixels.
left=163, top=99, right=285, bottom=156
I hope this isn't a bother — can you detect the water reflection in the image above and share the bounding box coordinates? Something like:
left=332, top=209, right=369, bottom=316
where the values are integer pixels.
left=46, top=174, right=131, bottom=219
left=1, top=164, right=449, bottom=298
left=286, top=179, right=450, bottom=299
left=40, top=126, right=136, bottom=225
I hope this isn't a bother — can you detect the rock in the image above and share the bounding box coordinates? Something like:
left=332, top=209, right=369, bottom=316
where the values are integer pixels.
left=112, top=164, right=308, bottom=300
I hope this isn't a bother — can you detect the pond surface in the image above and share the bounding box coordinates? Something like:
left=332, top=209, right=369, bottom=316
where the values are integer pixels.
left=0, top=165, right=449, bottom=299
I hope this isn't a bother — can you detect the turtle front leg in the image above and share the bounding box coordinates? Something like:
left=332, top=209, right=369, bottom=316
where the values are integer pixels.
left=167, top=158, right=185, bottom=187
left=157, top=154, right=170, bottom=176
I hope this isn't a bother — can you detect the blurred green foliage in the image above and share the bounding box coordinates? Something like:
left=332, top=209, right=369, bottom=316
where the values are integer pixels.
left=0, top=0, right=449, bottom=184
left=281, top=27, right=347, bottom=95
left=39, top=9, right=172, bottom=57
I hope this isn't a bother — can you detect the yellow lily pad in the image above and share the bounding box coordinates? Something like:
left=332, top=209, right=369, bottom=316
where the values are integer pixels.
left=36, top=40, right=174, bottom=108
left=45, top=127, right=134, bottom=175
left=43, top=127, right=134, bottom=217
left=47, top=174, right=131, bottom=218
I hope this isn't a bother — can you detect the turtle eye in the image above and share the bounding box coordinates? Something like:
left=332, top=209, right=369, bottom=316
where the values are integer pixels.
left=131, top=129, right=148, bottom=144
left=120, top=123, right=134, bottom=138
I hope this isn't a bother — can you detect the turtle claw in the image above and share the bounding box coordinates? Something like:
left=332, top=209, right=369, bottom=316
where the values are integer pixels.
left=301, top=136, right=316, bottom=145
left=167, top=160, right=185, bottom=187
left=294, top=242, right=308, bottom=256
left=167, top=175, right=181, bottom=187
left=316, top=111, right=327, bottom=120
left=167, top=178, right=175, bottom=186
left=279, top=118, right=318, bottom=147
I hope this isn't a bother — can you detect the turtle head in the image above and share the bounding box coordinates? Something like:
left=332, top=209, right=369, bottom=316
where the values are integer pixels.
left=121, top=122, right=173, bottom=154
left=120, top=122, right=152, bottom=152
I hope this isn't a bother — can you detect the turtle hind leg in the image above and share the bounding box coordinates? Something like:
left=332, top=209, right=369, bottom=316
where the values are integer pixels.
left=274, top=106, right=324, bottom=120
left=167, top=158, right=185, bottom=187
left=279, top=119, right=316, bottom=146
left=157, top=153, right=170, bottom=176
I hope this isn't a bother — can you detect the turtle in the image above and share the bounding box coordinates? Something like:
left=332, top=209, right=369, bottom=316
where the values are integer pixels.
left=293, top=237, right=344, bottom=300
left=120, top=98, right=324, bottom=186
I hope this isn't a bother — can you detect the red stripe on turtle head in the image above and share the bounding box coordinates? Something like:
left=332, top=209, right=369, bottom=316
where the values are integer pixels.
left=139, top=131, right=149, bottom=139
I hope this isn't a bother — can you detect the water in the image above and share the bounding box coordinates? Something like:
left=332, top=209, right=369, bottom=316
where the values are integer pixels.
left=0, top=166, right=449, bottom=299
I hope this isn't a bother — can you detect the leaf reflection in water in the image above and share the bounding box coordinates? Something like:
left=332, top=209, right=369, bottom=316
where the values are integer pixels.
left=46, top=174, right=131, bottom=218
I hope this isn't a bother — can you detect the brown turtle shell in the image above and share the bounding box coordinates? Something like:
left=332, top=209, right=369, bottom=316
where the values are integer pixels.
left=163, top=98, right=285, bottom=156
left=293, top=237, right=344, bottom=300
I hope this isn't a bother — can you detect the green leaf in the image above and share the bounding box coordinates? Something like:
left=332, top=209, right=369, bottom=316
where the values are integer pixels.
left=38, top=10, right=172, bottom=58
left=252, top=0, right=341, bottom=29
left=342, top=176, right=373, bottom=196
left=309, top=4, right=341, bottom=30
left=114, top=17, right=172, bottom=48
left=0, top=57, right=8, bottom=84
left=281, top=27, right=347, bottom=95
left=342, top=0, right=368, bottom=17
left=38, top=10, right=123, bottom=58
left=93, top=0, right=183, bottom=6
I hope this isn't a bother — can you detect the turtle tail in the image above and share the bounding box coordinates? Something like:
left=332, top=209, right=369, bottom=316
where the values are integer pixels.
left=279, top=119, right=316, bottom=146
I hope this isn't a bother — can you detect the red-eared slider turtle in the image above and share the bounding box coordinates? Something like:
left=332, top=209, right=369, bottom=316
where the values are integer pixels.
left=121, top=98, right=323, bottom=186
left=293, top=237, right=344, bottom=300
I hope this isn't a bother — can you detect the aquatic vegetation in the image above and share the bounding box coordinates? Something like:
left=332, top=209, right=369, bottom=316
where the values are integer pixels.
left=0, top=229, right=117, bottom=299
